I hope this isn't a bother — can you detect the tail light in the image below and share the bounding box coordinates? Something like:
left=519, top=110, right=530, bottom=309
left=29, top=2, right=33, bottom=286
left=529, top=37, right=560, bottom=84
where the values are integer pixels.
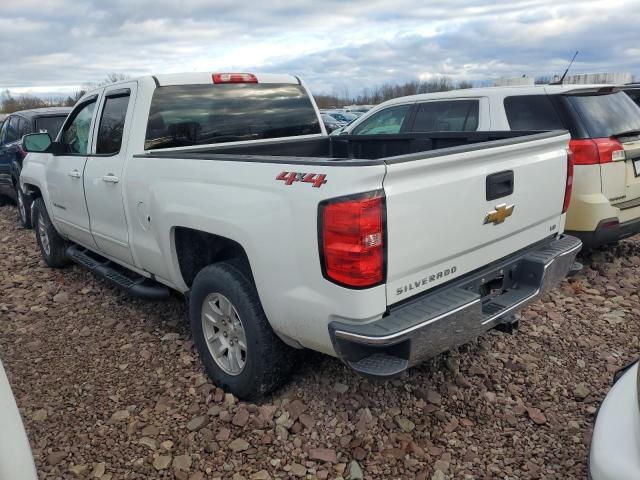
left=212, top=73, right=258, bottom=84
left=319, top=191, right=386, bottom=288
left=17, top=143, right=27, bottom=160
left=563, top=147, right=574, bottom=213
left=569, top=138, right=625, bottom=165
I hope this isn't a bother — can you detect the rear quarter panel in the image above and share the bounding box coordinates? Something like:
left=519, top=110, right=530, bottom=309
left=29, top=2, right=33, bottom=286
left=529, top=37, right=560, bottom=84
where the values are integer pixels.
left=124, top=156, right=387, bottom=355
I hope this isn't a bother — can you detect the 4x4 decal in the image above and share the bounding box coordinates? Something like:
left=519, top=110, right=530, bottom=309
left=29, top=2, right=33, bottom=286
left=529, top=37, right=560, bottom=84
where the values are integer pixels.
left=276, top=171, right=327, bottom=188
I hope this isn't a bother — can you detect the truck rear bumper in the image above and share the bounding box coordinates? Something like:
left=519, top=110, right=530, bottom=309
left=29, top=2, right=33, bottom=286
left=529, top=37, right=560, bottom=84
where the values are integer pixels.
left=329, top=235, right=582, bottom=378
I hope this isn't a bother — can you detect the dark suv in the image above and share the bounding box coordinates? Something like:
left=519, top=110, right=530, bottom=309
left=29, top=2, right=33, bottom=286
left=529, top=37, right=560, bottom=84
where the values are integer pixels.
left=0, top=107, right=71, bottom=226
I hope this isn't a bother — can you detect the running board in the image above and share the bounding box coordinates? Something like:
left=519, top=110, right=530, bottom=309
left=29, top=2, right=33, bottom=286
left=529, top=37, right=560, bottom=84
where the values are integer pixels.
left=66, top=245, right=170, bottom=300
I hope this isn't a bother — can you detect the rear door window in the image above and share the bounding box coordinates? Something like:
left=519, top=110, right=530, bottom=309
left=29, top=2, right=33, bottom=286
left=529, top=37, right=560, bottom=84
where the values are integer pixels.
left=35, top=115, right=67, bottom=137
left=351, top=105, right=411, bottom=135
left=17, top=117, right=31, bottom=138
left=504, top=95, right=565, bottom=130
left=96, top=93, right=130, bottom=154
left=565, top=91, right=640, bottom=138
left=411, top=100, right=479, bottom=131
left=145, top=83, right=321, bottom=150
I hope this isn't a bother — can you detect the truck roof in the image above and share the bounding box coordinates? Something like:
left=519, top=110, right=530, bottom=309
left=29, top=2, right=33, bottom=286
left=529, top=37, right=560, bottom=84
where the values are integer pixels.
left=83, top=72, right=301, bottom=94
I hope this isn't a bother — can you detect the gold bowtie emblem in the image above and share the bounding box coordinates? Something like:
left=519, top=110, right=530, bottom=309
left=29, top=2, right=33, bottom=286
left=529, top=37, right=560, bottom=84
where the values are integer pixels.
left=484, top=204, right=515, bottom=225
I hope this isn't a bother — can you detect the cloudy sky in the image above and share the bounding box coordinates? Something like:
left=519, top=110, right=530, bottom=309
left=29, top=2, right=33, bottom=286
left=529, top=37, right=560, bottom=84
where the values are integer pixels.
left=1, top=0, right=639, bottom=98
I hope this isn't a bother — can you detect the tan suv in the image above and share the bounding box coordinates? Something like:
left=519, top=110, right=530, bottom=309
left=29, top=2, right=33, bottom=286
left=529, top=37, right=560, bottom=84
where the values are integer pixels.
left=340, top=84, right=640, bottom=249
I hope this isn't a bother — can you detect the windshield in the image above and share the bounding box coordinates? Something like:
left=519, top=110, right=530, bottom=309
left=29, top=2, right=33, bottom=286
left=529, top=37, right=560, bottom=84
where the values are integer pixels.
left=145, top=83, right=321, bottom=150
left=566, top=92, right=640, bottom=138
left=35, top=115, right=67, bottom=137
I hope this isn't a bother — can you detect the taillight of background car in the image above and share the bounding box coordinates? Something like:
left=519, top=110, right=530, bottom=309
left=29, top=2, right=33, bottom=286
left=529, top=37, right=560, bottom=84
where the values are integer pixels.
left=568, top=138, right=625, bottom=165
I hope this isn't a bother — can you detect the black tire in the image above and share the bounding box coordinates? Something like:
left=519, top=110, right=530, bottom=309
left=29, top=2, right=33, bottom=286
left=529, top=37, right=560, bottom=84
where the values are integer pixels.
left=33, top=197, right=69, bottom=268
left=15, top=182, right=32, bottom=228
left=190, top=260, right=295, bottom=399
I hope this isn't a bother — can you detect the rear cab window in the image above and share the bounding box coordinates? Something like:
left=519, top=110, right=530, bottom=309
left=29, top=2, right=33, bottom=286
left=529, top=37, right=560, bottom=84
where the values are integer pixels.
left=144, top=83, right=321, bottom=150
left=504, top=95, right=565, bottom=131
left=411, top=100, right=479, bottom=132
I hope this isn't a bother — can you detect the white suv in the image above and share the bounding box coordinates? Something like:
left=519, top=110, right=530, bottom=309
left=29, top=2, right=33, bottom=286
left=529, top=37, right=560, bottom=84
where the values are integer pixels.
left=341, top=85, right=640, bottom=250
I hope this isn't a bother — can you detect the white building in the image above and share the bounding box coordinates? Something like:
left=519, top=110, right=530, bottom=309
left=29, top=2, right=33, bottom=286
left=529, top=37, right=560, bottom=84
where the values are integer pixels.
left=557, top=72, right=634, bottom=85
left=494, top=77, right=535, bottom=87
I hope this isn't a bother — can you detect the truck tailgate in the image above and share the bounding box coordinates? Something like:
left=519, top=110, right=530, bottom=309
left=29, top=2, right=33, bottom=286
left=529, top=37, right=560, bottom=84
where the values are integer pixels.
left=383, top=132, right=571, bottom=305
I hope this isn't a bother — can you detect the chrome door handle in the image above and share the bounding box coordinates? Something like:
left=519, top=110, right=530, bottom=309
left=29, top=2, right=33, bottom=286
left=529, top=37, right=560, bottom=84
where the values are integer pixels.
left=102, top=174, right=119, bottom=184
left=68, top=169, right=81, bottom=179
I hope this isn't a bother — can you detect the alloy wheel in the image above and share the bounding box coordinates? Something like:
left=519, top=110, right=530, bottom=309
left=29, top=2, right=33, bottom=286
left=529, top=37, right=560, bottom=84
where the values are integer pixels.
left=201, top=293, right=247, bottom=375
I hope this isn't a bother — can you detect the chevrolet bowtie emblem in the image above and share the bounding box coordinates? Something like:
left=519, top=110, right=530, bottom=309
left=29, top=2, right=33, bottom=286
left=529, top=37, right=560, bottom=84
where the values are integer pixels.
left=484, top=203, right=515, bottom=225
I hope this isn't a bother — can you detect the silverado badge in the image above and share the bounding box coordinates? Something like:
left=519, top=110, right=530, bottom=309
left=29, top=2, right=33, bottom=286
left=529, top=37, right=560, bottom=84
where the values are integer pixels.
left=484, top=204, right=514, bottom=225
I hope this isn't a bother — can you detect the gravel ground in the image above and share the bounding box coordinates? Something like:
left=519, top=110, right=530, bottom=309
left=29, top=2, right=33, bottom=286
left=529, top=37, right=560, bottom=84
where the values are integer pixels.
left=1, top=202, right=639, bottom=480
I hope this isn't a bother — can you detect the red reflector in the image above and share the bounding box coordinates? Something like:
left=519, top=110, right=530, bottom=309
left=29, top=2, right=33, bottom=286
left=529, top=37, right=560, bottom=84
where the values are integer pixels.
left=320, top=192, right=385, bottom=288
left=17, top=143, right=27, bottom=160
left=563, top=147, right=574, bottom=214
left=569, top=138, right=624, bottom=165
left=212, top=73, right=258, bottom=84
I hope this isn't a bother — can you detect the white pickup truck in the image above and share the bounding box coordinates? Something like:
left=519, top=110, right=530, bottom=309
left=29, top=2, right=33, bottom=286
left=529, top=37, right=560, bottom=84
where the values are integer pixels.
left=20, top=72, right=581, bottom=398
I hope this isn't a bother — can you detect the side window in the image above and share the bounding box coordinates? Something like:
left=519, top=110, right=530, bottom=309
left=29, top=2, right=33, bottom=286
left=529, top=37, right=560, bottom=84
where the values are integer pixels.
left=17, top=117, right=32, bottom=138
left=0, top=119, right=8, bottom=145
left=96, top=93, right=130, bottom=154
left=5, top=116, right=19, bottom=143
left=62, top=100, right=97, bottom=154
left=412, top=100, right=479, bottom=132
left=504, top=95, right=565, bottom=130
left=351, top=105, right=411, bottom=135
left=625, top=90, right=640, bottom=107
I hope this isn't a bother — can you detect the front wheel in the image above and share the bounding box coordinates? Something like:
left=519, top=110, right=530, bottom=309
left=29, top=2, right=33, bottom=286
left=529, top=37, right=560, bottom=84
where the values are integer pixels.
left=15, top=182, right=32, bottom=228
left=189, top=260, right=295, bottom=399
left=33, top=198, right=69, bottom=268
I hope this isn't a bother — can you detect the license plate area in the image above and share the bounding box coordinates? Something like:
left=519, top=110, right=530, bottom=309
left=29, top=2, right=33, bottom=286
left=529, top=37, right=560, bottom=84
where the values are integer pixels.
left=633, top=158, right=640, bottom=177
left=459, top=262, right=521, bottom=306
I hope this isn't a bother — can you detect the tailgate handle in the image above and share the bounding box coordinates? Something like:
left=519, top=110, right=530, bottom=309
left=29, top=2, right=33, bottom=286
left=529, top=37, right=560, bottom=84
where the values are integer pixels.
left=486, top=170, right=514, bottom=201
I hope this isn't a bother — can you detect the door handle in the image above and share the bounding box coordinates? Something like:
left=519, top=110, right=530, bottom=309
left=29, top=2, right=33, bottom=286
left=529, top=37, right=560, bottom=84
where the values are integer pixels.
left=68, top=169, right=81, bottom=179
left=102, top=174, right=119, bottom=184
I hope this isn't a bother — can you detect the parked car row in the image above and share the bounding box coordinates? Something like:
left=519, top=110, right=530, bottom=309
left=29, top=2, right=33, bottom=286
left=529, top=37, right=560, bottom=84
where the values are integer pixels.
left=319, top=109, right=361, bottom=131
left=1, top=73, right=638, bottom=478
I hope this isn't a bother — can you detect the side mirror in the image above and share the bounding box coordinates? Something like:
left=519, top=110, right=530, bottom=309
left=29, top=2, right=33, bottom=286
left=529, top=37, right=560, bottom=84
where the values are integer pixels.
left=22, top=132, right=52, bottom=153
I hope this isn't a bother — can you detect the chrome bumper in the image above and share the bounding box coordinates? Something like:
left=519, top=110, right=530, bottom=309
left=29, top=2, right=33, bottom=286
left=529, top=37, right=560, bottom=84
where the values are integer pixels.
left=329, top=235, right=582, bottom=377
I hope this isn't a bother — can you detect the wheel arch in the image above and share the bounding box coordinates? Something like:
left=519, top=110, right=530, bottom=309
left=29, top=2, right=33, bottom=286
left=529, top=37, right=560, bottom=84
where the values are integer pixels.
left=173, top=226, right=253, bottom=289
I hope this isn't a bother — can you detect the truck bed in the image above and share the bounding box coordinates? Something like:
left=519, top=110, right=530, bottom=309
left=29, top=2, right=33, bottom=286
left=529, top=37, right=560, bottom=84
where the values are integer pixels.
left=135, top=130, right=563, bottom=164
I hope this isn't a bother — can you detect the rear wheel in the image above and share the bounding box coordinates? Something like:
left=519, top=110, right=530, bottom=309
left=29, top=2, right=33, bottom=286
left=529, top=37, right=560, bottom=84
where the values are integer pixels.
left=15, top=182, right=32, bottom=228
left=189, top=260, right=295, bottom=399
left=33, top=198, right=69, bottom=268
